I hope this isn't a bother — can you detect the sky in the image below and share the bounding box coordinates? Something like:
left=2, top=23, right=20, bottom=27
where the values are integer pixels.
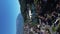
left=0, top=0, right=21, bottom=34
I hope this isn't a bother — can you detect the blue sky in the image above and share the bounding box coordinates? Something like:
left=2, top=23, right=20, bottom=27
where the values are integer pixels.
left=0, top=0, right=20, bottom=34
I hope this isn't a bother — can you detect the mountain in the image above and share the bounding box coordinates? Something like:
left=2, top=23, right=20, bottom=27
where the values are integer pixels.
left=16, top=13, right=24, bottom=34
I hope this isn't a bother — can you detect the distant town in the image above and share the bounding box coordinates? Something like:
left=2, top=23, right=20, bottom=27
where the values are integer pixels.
left=19, top=0, right=60, bottom=34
